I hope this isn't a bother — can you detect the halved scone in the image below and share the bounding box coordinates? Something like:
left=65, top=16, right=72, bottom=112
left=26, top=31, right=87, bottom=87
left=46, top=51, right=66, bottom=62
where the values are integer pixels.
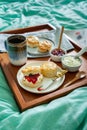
left=40, top=61, right=58, bottom=78
left=21, top=66, right=43, bottom=88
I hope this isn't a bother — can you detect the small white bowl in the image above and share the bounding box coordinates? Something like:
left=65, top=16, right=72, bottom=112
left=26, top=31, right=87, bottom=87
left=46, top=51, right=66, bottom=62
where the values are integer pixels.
left=61, top=55, right=82, bottom=72
left=50, top=48, right=66, bottom=62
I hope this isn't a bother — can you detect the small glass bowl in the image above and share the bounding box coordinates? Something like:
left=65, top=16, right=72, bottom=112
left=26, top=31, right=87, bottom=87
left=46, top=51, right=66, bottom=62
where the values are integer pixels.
left=50, top=48, right=66, bottom=62
left=61, top=55, right=82, bottom=72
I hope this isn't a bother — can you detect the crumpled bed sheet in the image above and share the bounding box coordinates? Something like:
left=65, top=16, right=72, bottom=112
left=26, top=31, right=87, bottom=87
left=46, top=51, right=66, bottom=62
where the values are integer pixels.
left=0, top=0, right=87, bottom=31
left=0, top=0, right=87, bottom=130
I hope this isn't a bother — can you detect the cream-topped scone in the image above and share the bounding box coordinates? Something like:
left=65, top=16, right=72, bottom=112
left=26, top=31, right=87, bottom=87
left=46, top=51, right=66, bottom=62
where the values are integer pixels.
left=38, top=40, right=52, bottom=53
left=27, top=36, right=39, bottom=48
left=21, top=66, right=43, bottom=88
left=40, top=61, right=58, bottom=78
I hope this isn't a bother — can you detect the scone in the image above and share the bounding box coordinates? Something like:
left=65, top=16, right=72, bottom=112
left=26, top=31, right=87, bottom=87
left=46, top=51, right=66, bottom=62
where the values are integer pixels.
left=38, top=40, right=52, bottom=53
left=21, top=66, right=43, bottom=88
left=27, top=36, right=39, bottom=48
left=41, top=61, right=58, bottom=78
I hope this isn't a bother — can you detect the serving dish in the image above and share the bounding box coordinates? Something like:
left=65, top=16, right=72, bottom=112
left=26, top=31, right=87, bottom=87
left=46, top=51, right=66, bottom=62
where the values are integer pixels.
left=61, top=46, right=87, bottom=72
left=27, top=37, right=55, bottom=58
left=61, top=55, right=82, bottom=72
left=50, top=48, right=66, bottom=62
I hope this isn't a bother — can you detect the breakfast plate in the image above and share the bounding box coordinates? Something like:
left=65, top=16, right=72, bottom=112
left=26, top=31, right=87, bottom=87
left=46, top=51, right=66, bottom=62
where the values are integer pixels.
left=17, top=61, right=65, bottom=94
left=27, top=37, right=55, bottom=58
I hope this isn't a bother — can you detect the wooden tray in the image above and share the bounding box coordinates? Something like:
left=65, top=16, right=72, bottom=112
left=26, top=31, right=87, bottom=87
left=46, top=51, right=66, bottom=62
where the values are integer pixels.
left=0, top=24, right=87, bottom=112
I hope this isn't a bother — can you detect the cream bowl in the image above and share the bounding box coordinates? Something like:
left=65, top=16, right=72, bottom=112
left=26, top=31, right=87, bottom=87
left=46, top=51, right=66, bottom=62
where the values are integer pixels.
left=50, top=48, right=66, bottom=62
left=61, top=55, right=82, bottom=72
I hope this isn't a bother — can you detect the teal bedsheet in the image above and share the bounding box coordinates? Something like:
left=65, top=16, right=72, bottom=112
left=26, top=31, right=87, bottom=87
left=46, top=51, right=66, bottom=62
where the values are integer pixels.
left=0, top=0, right=87, bottom=130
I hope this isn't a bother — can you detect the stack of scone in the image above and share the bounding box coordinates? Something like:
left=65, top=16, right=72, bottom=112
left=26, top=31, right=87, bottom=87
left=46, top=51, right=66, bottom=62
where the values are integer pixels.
left=26, top=35, right=52, bottom=53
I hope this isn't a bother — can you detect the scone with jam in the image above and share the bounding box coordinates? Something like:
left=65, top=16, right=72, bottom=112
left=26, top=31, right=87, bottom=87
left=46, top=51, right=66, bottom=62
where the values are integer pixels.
left=21, top=66, right=43, bottom=88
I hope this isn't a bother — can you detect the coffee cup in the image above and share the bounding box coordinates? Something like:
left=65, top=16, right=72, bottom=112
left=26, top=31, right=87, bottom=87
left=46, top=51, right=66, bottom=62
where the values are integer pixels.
left=6, top=35, right=27, bottom=66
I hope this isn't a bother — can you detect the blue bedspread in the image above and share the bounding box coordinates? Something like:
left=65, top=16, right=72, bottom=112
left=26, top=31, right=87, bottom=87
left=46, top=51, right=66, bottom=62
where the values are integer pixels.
left=0, top=0, right=87, bottom=130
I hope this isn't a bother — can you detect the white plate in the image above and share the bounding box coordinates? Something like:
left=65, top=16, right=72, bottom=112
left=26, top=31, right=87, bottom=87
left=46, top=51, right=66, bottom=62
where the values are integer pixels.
left=27, top=37, right=55, bottom=57
left=17, top=61, right=65, bottom=94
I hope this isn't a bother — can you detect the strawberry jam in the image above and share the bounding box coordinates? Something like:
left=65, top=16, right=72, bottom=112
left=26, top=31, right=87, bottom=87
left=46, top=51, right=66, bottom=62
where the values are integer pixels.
left=25, top=73, right=40, bottom=84
left=51, top=48, right=65, bottom=56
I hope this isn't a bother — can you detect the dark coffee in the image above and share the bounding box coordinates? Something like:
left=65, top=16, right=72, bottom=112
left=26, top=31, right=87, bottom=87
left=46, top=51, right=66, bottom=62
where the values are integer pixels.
left=8, top=35, right=26, bottom=44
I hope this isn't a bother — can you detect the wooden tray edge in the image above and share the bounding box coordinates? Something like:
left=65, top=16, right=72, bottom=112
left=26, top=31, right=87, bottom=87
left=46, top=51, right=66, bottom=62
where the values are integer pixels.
left=0, top=23, right=56, bottom=34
